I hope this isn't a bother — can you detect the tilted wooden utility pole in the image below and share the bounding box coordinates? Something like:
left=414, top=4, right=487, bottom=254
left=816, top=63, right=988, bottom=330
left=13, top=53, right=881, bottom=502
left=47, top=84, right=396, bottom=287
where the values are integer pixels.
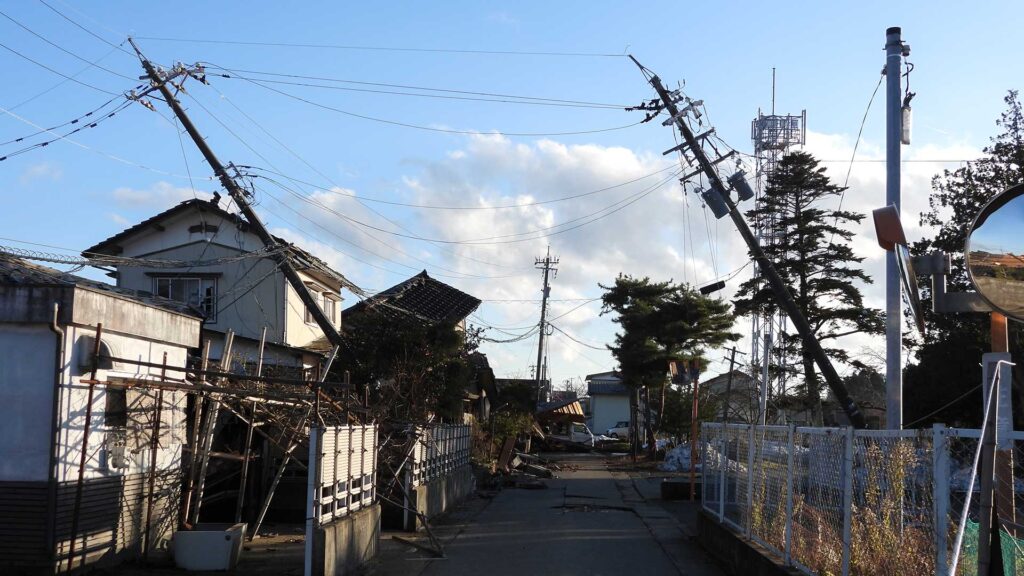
left=630, top=56, right=866, bottom=429
left=128, top=38, right=345, bottom=349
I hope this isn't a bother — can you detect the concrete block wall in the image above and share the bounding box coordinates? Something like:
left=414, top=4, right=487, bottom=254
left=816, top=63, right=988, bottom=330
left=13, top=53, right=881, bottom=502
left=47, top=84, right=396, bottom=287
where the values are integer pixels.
left=313, top=503, right=380, bottom=576
left=405, top=464, right=474, bottom=531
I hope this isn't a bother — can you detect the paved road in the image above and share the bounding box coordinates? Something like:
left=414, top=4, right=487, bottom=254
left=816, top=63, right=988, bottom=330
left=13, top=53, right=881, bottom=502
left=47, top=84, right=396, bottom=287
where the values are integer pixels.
left=368, top=453, right=725, bottom=576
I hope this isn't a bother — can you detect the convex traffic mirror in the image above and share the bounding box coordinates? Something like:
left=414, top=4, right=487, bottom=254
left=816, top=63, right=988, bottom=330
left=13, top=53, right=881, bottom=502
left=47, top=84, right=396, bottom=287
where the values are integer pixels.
left=966, top=183, right=1024, bottom=321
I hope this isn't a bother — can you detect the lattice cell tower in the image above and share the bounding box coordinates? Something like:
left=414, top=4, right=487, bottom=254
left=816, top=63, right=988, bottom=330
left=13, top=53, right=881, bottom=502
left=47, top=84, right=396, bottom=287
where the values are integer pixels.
left=750, top=102, right=806, bottom=401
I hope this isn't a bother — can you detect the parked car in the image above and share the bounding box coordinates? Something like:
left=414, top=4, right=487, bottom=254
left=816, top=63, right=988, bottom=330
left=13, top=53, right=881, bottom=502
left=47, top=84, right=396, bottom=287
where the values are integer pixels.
left=605, top=421, right=631, bottom=439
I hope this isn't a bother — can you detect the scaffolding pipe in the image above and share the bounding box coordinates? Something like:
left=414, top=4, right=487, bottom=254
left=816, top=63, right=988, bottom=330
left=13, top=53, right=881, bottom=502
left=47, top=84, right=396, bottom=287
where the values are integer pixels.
left=65, top=323, right=102, bottom=574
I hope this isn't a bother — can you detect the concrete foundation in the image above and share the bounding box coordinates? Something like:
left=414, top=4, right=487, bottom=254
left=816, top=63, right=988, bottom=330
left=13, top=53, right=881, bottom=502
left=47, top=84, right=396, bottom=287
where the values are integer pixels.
left=404, top=465, right=474, bottom=531
left=696, top=508, right=799, bottom=576
left=312, top=504, right=380, bottom=576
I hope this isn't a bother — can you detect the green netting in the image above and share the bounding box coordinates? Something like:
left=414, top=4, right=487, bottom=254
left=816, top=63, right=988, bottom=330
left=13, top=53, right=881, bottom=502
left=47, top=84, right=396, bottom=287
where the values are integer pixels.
left=958, top=520, right=1024, bottom=575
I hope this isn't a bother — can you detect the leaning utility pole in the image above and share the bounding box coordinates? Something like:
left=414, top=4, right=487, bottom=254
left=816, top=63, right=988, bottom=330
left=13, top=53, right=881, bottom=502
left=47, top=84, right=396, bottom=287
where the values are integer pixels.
left=534, top=246, right=558, bottom=403
left=630, top=56, right=866, bottom=428
left=128, top=39, right=344, bottom=349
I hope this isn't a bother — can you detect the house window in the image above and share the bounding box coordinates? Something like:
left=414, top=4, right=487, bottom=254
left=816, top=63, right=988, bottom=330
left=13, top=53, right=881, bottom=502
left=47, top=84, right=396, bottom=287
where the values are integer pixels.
left=304, top=287, right=322, bottom=324
left=323, top=296, right=337, bottom=324
left=154, top=277, right=217, bottom=321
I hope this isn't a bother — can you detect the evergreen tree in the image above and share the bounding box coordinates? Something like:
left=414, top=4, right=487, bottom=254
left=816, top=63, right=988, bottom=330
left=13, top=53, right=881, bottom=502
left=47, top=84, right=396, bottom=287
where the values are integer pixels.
left=600, top=275, right=737, bottom=444
left=733, top=151, right=883, bottom=425
left=906, top=91, right=1024, bottom=428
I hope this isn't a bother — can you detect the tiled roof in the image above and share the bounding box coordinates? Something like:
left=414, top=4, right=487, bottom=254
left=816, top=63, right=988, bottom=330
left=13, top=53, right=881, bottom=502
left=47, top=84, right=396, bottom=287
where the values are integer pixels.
left=587, top=382, right=630, bottom=396
left=83, top=198, right=361, bottom=294
left=343, top=270, right=480, bottom=324
left=0, top=254, right=201, bottom=317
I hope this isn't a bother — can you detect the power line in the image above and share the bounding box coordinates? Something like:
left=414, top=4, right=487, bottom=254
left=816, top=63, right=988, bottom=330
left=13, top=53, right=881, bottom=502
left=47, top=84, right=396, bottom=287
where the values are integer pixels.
left=0, top=100, right=132, bottom=161
left=208, top=67, right=627, bottom=110
left=548, top=323, right=607, bottom=351
left=0, top=9, right=136, bottom=80
left=5, top=45, right=121, bottom=111
left=232, top=76, right=644, bottom=137
left=0, top=40, right=120, bottom=95
left=246, top=164, right=676, bottom=211
left=134, top=36, right=628, bottom=58
left=0, top=94, right=122, bottom=146
left=38, top=0, right=133, bottom=55
left=192, top=84, right=527, bottom=272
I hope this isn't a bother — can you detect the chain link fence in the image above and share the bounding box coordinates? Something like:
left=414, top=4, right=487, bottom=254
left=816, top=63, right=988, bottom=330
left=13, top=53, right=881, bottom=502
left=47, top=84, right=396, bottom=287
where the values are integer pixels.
left=702, top=423, right=1024, bottom=576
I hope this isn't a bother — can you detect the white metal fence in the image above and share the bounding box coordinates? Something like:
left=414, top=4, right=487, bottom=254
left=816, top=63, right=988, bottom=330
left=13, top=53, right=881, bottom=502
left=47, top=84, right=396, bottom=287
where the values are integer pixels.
left=408, top=424, right=472, bottom=487
left=701, top=422, right=1024, bottom=576
left=308, top=424, right=378, bottom=525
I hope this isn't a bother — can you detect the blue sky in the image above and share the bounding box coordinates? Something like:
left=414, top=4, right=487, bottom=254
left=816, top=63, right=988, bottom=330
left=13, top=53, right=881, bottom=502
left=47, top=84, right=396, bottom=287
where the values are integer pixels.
left=2, top=1, right=1022, bottom=388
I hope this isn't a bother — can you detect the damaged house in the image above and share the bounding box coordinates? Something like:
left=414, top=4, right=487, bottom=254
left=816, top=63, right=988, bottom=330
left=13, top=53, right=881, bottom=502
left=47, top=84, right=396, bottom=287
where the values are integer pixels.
left=0, top=255, right=201, bottom=573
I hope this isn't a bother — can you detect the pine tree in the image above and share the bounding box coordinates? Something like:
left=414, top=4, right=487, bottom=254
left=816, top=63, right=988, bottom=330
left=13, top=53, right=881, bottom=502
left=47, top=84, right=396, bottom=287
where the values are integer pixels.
left=600, top=275, right=737, bottom=443
left=734, top=151, right=883, bottom=425
left=905, top=90, right=1024, bottom=427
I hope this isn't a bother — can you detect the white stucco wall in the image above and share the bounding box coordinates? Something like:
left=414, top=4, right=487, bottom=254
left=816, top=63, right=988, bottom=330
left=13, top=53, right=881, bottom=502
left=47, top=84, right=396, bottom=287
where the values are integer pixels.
left=56, top=324, right=189, bottom=482
left=590, top=395, right=631, bottom=436
left=0, top=324, right=57, bottom=481
left=283, top=272, right=341, bottom=349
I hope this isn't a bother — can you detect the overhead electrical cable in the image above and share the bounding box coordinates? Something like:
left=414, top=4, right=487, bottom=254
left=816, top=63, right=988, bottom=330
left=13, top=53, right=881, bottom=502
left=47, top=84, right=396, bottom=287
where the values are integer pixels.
left=206, top=67, right=626, bottom=110
left=134, top=36, right=628, bottom=58
left=38, top=0, right=134, bottom=55
left=548, top=323, right=607, bottom=351
left=232, top=76, right=643, bottom=137
left=0, top=94, right=122, bottom=146
left=6, top=45, right=121, bottom=110
left=258, top=168, right=679, bottom=246
left=194, top=84, right=529, bottom=273
left=0, top=100, right=132, bottom=161
left=0, top=104, right=215, bottom=179
left=0, top=40, right=120, bottom=95
left=246, top=164, right=676, bottom=211
left=0, top=10, right=137, bottom=81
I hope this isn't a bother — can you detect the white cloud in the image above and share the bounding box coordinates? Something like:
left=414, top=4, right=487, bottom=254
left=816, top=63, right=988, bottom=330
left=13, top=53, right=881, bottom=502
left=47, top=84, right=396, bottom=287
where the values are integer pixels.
left=111, top=181, right=212, bottom=207
left=19, top=161, right=62, bottom=184
left=267, top=130, right=981, bottom=385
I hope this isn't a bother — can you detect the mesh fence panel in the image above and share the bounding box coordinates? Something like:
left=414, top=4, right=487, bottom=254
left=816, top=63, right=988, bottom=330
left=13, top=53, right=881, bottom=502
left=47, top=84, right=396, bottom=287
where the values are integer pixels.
left=791, top=428, right=846, bottom=575
left=702, top=423, right=725, bottom=518
left=750, top=426, right=791, bottom=558
left=725, top=424, right=752, bottom=531
left=849, top=433, right=936, bottom=575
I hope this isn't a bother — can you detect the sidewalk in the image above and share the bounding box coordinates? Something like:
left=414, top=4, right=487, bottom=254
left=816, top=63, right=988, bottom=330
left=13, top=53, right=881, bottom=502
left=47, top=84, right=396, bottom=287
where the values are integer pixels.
left=364, top=453, right=724, bottom=576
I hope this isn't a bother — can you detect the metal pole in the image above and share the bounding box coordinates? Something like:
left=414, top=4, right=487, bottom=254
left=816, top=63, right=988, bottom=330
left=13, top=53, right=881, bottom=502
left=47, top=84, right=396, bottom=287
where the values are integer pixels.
left=65, top=323, right=102, bottom=574
left=534, top=246, right=555, bottom=404
left=760, top=333, right=771, bottom=425
left=235, top=400, right=256, bottom=524
left=885, top=26, right=905, bottom=429
left=784, top=424, right=794, bottom=566
left=182, top=339, right=211, bottom=525
left=690, top=374, right=700, bottom=500
left=978, top=384, right=999, bottom=575
left=745, top=424, right=755, bottom=538
left=143, top=353, right=167, bottom=560
left=933, top=423, right=949, bottom=575
left=841, top=427, right=854, bottom=576
left=718, top=425, right=726, bottom=522
left=722, top=348, right=737, bottom=422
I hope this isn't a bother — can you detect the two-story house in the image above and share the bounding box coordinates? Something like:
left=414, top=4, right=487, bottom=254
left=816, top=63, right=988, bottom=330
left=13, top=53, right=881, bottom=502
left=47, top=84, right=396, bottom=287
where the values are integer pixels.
left=83, top=198, right=360, bottom=372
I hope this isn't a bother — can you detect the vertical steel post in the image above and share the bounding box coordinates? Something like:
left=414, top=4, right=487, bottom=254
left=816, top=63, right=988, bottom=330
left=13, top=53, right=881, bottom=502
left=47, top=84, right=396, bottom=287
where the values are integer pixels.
left=746, top=424, right=756, bottom=537
left=66, top=323, right=102, bottom=574
left=718, top=425, right=727, bottom=522
left=884, top=26, right=905, bottom=429
left=760, top=333, right=771, bottom=425
left=304, top=426, right=320, bottom=576
left=143, top=352, right=167, bottom=560
left=933, top=423, right=949, bottom=575
left=841, top=427, right=855, bottom=576
left=785, top=424, right=794, bottom=566
left=235, top=400, right=256, bottom=524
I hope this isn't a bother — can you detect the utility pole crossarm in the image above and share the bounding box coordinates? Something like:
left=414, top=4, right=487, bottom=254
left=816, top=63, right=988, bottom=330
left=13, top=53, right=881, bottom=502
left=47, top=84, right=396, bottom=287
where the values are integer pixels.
left=631, top=57, right=866, bottom=428
left=128, top=39, right=345, bottom=350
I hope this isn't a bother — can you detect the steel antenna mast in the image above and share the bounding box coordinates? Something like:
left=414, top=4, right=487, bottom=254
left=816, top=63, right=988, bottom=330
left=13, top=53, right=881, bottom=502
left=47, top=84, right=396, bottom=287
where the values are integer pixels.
left=628, top=56, right=866, bottom=428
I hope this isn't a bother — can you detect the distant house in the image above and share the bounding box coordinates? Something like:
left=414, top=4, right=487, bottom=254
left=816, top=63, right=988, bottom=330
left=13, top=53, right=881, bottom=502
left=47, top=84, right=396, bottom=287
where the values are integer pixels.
left=82, top=198, right=360, bottom=373
left=0, top=255, right=201, bottom=573
left=586, top=371, right=630, bottom=435
left=701, top=370, right=760, bottom=423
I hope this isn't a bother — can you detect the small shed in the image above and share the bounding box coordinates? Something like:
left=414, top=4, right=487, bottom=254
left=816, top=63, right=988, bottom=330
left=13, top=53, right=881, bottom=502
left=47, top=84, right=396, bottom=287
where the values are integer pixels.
left=0, top=255, right=201, bottom=573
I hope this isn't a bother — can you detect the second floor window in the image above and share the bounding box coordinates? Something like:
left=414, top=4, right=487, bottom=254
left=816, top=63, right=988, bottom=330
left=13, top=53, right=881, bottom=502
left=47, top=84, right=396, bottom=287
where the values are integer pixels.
left=154, top=277, right=217, bottom=321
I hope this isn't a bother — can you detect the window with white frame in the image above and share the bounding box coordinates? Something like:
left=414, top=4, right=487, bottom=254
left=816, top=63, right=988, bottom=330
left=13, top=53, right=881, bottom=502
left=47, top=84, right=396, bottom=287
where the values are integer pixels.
left=323, top=295, right=337, bottom=324
left=154, top=276, right=217, bottom=321
left=304, top=284, right=322, bottom=324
